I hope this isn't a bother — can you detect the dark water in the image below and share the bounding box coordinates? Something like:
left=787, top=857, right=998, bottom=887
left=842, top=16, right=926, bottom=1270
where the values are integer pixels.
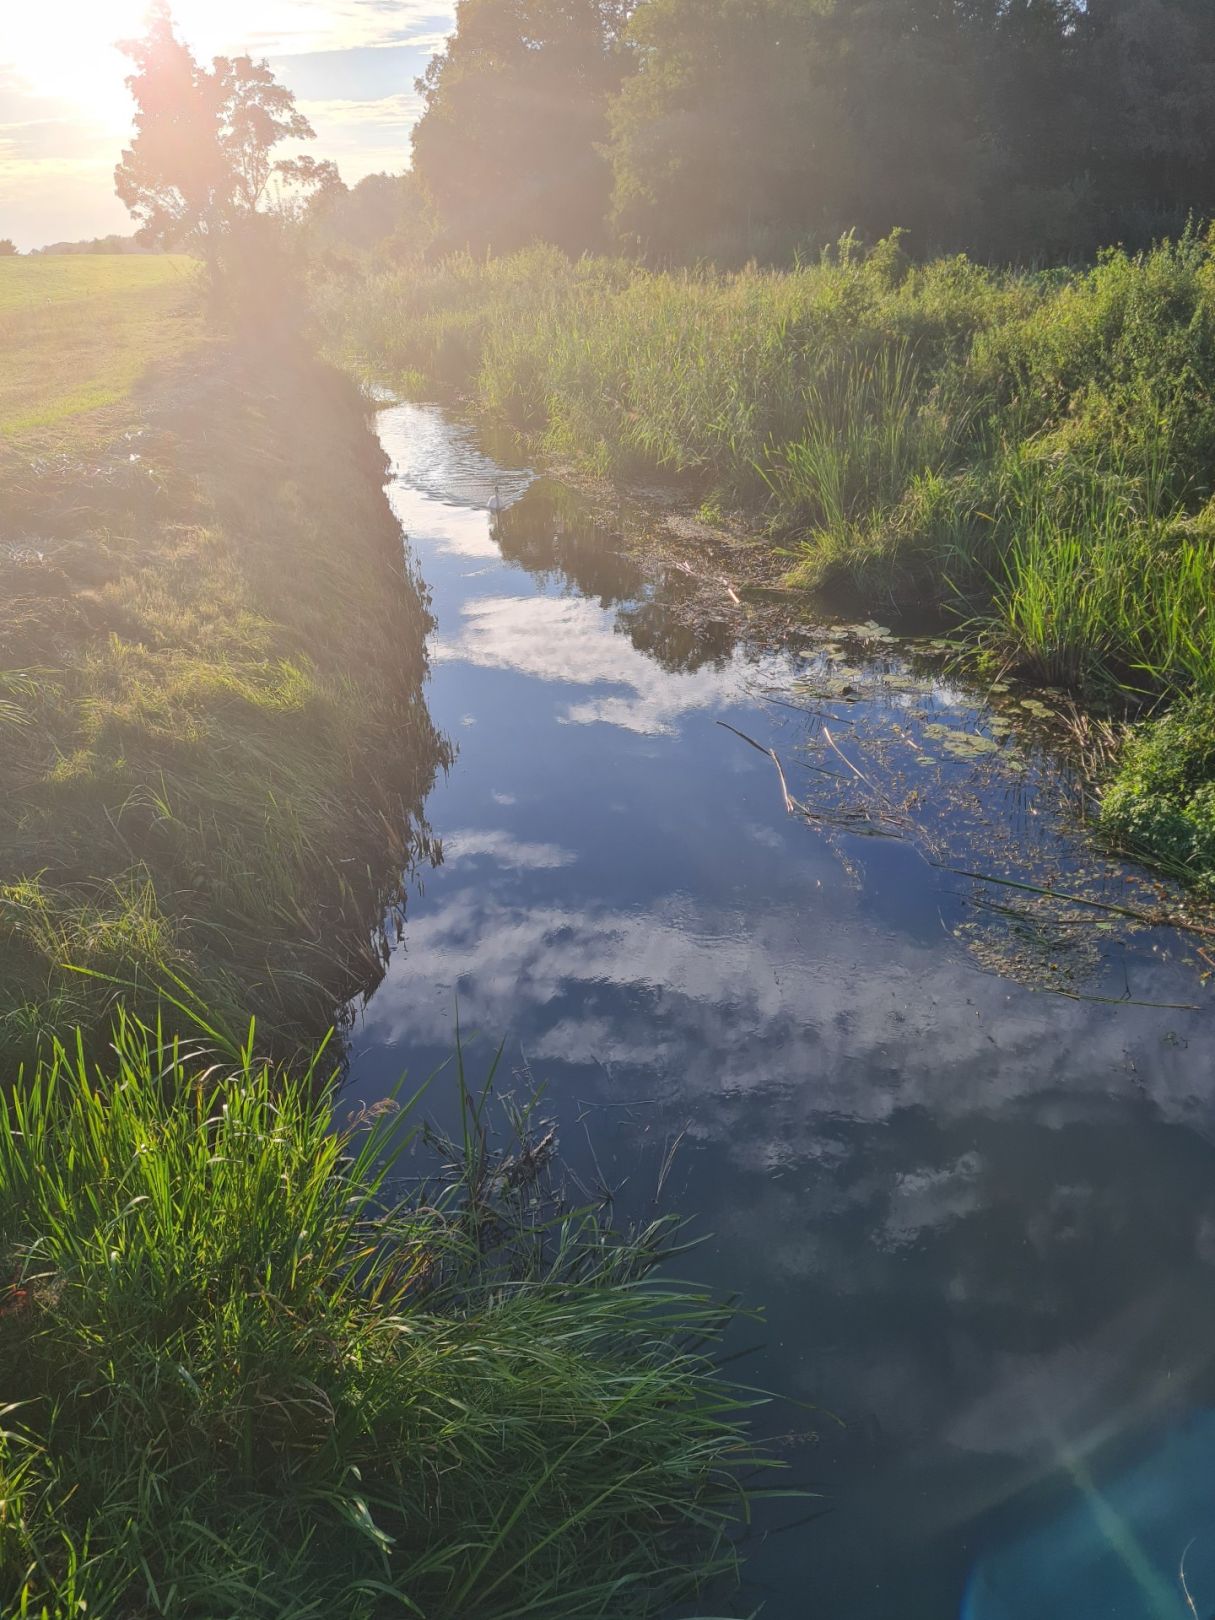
left=346, top=403, right=1215, bottom=1620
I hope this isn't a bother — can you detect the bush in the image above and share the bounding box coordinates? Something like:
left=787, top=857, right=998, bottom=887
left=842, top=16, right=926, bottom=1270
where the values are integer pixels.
left=1099, top=698, right=1215, bottom=893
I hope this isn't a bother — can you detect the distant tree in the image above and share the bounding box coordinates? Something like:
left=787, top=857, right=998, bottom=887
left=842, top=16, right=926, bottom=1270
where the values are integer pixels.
left=0, top=240, right=17, bottom=257
left=1078, top=0, right=1215, bottom=245
left=307, top=172, right=436, bottom=254
left=411, top=0, right=634, bottom=255
left=607, top=0, right=1083, bottom=263
left=114, top=3, right=334, bottom=275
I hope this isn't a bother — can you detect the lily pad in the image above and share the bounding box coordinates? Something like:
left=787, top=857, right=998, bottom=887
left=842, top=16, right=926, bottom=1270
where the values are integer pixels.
left=921, top=722, right=1001, bottom=758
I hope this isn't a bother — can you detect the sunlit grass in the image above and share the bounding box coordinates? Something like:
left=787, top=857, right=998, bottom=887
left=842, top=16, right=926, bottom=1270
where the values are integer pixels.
left=319, top=227, right=1215, bottom=890
left=0, top=255, right=204, bottom=438
left=0, top=1009, right=774, bottom=1619
left=0, top=341, right=446, bottom=1063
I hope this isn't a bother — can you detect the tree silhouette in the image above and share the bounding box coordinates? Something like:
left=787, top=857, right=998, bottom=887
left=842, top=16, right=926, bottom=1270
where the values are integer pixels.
left=114, top=4, right=331, bottom=276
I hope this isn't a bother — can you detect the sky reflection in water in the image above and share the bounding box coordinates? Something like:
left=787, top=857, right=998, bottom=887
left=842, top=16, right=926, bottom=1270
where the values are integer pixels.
left=346, top=403, right=1215, bottom=1620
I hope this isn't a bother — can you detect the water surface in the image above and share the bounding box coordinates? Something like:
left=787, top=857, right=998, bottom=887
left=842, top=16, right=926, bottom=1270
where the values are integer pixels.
left=346, top=403, right=1215, bottom=1620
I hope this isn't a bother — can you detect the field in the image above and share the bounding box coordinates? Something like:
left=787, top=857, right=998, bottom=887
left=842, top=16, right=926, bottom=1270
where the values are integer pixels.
left=0, top=254, right=204, bottom=438
left=319, top=231, right=1215, bottom=892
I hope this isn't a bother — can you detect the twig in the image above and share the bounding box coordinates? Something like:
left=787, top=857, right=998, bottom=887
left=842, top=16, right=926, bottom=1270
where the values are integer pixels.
left=1180, top=1538, right=1199, bottom=1620
left=822, top=725, right=878, bottom=797
left=717, top=721, right=797, bottom=814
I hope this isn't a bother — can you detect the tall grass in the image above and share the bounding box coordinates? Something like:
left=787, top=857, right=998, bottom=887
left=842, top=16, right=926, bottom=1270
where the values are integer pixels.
left=0, top=1010, right=775, bottom=1619
left=319, top=228, right=1215, bottom=705
left=317, top=226, right=1215, bottom=888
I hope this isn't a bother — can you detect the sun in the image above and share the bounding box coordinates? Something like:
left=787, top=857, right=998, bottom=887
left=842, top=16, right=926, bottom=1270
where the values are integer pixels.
left=1, top=2, right=322, bottom=127
left=2, top=2, right=148, bottom=120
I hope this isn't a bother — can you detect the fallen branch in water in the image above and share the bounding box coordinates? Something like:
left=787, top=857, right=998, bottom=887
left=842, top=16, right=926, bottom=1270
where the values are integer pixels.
left=716, top=722, right=797, bottom=814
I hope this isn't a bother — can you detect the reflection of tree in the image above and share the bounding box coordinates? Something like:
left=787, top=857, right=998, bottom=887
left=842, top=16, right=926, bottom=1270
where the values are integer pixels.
left=493, top=479, right=739, bottom=675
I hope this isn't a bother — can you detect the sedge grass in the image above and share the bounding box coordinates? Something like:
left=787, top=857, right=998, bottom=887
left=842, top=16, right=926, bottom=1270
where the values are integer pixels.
left=0, top=1009, right=777, bottom=1619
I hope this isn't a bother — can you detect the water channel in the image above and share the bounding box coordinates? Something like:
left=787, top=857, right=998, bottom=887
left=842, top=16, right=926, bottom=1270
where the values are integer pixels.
left=345, top=401, right=1215, bottom=1620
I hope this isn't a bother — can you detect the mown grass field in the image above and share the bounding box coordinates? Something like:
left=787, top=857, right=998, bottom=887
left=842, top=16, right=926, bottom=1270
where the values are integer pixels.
left=0, top=254, right=204, bottom=438
left=319, top=231, right=1215, bottom=893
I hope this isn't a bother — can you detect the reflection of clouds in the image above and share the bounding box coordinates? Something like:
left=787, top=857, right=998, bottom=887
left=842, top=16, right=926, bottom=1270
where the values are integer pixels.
left=442, top=828, right=576, bottom=871
left=380, top=402, right=532, bottom=518
left=430, top=594, right=757, bottom=734
left=881, top=1154, right=985, bottom=1250
left=391, top=488, right=501, bottom=560
left=359, top=884, right=1209, bottom=1139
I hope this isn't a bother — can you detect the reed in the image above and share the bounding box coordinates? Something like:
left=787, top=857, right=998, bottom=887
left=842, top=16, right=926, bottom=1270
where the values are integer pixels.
left=318, top=227, right=1215, bottom=890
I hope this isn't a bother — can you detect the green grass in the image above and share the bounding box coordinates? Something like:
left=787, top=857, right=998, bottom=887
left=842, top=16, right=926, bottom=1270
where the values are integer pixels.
left=0, top=256, right=205, bottom=438
left=0, top=1009, right=772, bottom=1618
left=0, top=333, right=446, bottom=1063
left=318, top=227, right=1215, bottom=891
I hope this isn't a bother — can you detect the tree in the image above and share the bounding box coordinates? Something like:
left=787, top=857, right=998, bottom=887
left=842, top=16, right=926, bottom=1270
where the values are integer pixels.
left=0, top=241, right=17, bottom=257
left=114, top=4, right=333, bottom=273
left=1078, top=0, right=1215, bottom=246
left=608, top=0, right=837, bottom=263
left=411, top=0, right=634, bottom=255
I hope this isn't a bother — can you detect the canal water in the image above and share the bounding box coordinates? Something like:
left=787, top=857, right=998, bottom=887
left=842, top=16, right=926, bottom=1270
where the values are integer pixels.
left=345, top=402, right=1215, bottom=1620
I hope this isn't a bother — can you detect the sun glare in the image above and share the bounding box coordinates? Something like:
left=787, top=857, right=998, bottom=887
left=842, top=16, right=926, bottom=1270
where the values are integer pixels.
left=2, top=2, right=332, bottom=125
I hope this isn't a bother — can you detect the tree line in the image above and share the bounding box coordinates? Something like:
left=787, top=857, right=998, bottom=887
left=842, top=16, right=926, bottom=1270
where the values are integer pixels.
left=404, top=0, right=1215, bottom=265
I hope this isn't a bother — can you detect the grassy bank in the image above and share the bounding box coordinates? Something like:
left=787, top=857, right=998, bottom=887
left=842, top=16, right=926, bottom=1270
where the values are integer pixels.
left=0, top=1013, right=767, bottom=1618
left=318, top=232, right=1215, bottom=890
left=0, top=258, right=445, bottom=1061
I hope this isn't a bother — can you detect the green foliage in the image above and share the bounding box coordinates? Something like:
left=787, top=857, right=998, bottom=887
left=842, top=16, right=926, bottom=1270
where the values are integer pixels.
left=411, top=0, right=632, bottom=256
left=399, top=0, right=1215, bottom=266
left=114, top=3, right=335, bottom=272
left=0, top=1012, right=770, bottom=1619
left=1099, top=698, right=1215, bottom=892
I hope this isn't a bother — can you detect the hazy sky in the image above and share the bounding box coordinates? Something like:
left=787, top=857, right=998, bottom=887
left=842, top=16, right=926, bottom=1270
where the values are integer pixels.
left=0, top=1, right=455, bottom=250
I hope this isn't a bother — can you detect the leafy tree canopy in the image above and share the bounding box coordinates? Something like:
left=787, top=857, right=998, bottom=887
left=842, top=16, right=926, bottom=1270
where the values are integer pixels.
left=114, top=3, right=337, bottom=267
left=411, top=0, right=634, bottom=255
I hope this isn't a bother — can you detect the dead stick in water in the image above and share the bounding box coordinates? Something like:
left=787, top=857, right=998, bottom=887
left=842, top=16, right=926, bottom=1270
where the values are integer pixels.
left=933, top=863, right=1215, bottom=939
left=717, top=721, right=797, bottom=814
left=822, top=725, right=878, bottom=796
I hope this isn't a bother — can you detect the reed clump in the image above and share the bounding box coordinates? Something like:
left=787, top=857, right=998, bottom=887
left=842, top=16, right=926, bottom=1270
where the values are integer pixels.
left=0, top=1011, right=770, bottom=1619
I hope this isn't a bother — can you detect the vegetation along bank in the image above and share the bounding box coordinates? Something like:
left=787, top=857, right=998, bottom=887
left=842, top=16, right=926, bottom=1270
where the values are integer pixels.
left=0, top=250, right=772, bottom=1616
left=0, top=255, right=445, bottom=1062
left=320, top=229, right=1215, bottom=896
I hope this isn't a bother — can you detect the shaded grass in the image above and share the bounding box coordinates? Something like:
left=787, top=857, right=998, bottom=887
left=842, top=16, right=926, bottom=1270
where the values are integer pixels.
left=0, top=1009, right=775, bottom=1619
left=0, top=338, right=447, bottom=1063
left=0, top=256, right=205, bottom=439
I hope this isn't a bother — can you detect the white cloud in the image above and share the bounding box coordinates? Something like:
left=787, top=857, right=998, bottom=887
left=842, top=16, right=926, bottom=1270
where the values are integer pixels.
left=441, top=829, right=578, bottom=872
left=431, top=594, right=768, bottom=736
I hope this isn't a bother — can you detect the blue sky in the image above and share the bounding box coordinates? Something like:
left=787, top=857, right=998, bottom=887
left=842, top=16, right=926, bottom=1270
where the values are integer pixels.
left=0, top=1, right=455, bottom=249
